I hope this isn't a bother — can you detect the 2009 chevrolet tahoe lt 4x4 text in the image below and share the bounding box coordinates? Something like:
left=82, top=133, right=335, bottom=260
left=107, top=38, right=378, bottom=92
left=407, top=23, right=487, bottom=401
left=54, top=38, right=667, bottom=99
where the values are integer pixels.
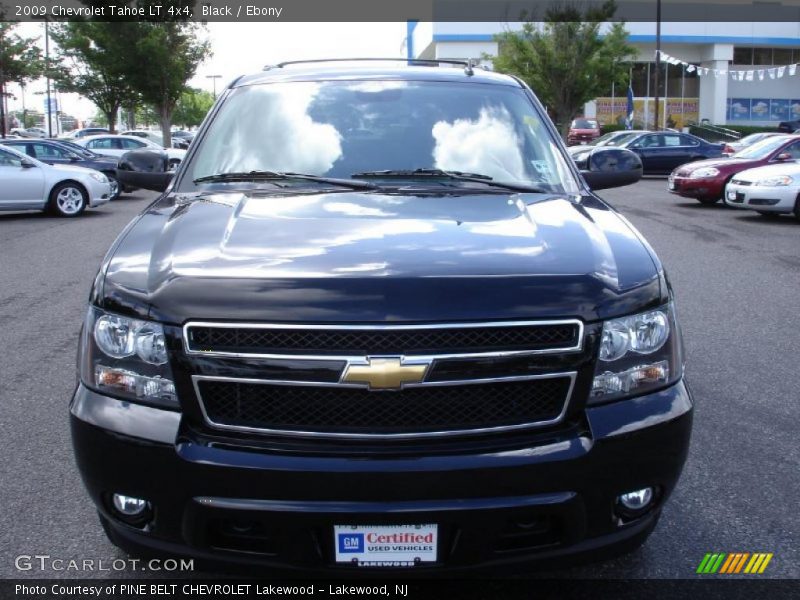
left=71, top=60, right=692, bottom=574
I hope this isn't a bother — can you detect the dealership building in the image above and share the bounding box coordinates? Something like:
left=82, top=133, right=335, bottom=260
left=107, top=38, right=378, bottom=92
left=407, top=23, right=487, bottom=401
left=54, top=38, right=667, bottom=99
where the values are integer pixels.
left=410, top=22, right=800, bottom=128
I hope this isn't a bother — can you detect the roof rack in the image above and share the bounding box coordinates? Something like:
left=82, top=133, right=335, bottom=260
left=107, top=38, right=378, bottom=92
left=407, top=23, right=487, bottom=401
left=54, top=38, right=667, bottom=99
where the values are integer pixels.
left=263, top=58, right=479, bottom=76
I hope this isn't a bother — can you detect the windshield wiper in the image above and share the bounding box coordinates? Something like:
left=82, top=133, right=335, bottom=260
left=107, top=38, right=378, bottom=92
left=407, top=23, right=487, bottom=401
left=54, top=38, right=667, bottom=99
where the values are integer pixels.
left=350, top=168, right=548, bottom=193
left=193, top=170, right=379, bottom=190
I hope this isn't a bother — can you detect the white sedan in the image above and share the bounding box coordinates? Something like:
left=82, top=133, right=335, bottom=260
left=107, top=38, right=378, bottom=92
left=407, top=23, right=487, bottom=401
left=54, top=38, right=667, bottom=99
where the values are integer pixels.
left=724, top=161, right=800, bottom=221
left=0, top=144, right=111, bottom=217
left=73, top=134, right=186, bottom=169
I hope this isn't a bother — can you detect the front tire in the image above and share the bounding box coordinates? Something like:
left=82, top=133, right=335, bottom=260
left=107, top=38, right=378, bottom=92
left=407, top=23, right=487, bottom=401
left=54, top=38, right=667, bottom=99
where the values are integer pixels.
left=48, top=182, right=87, bottom=217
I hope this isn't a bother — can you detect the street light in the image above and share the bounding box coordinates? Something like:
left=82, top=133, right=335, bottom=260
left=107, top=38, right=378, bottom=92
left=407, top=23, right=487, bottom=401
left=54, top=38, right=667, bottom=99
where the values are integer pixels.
left=653, top=0, right=662, bottom=130
left=206, top=74, right=222, bottom=99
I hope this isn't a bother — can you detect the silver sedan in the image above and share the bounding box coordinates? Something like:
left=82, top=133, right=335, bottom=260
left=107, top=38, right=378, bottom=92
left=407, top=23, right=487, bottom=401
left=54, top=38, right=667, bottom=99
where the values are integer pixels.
left=0, top=144, right=112, bottom=217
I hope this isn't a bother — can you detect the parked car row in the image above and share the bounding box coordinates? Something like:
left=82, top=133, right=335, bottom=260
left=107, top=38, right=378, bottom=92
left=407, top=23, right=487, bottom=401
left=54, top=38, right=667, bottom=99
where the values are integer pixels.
left=571, top=130, right=725, bottom=175
left=668, top=134, right=800, bottom=220
left=0, top=143, right=112, bottom=217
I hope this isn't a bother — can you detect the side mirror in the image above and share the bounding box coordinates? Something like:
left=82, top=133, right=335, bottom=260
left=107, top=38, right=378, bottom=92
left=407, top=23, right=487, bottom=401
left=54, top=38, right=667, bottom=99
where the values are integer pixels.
left=116, top=148, right=174, bottom=192
left=774, top=152, right=792, bottom=162
left=20, top=159, right=36, bottom=169
left=575, top=147, right=643, bottom=191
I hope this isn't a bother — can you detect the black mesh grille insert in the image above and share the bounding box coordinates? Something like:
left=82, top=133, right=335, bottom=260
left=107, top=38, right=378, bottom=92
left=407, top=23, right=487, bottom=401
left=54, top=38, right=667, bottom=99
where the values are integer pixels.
left=197, top=377, right=571, bottom=435
left=187, top=323, right=579, bottom=356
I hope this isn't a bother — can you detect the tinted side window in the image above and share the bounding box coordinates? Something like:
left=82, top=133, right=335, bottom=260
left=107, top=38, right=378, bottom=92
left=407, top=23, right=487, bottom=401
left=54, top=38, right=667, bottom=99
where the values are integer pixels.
left=32, top=143, right=68, bottom=159
left=120, top=138, right=146, bottom=149
left=637, top=135, right=661, bottom=148
left=88, top=138, right=115, bottom=150
left=680, top=135, right=700, bottom=146
left=783, top=142, right=800, bottom=159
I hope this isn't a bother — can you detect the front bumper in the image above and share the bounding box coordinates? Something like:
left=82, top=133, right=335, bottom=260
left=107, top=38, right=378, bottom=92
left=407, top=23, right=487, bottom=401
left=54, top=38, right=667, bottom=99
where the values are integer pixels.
left=87, top=180, right=112, bottom=208
left=724, top=182, right=797, bottom=212
left=667, top=174, right=724, bottom=199
left=70, top=381, right=693, bottom=574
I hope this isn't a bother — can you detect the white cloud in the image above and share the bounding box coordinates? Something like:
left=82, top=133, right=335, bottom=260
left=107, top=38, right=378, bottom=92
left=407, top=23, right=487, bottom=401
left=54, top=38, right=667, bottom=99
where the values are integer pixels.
left=431, top=106, right=526, bottom=181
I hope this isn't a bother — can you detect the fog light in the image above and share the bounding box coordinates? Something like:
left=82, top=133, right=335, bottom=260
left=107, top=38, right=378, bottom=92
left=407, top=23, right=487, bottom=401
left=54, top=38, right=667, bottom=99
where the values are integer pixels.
left=112, top=493, right=149, bottom=516
left=617, top=487, right=654, bottom=512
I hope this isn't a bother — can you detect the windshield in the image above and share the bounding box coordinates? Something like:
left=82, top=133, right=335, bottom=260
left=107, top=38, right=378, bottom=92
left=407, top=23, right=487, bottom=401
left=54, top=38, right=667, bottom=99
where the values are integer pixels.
left=184, top=80, right=579, bottom=194
left=596, top=131, right=637, bottom=147
left=733, top=136, right=789, bottom=159
left=571, top=118, right=597, bottom=129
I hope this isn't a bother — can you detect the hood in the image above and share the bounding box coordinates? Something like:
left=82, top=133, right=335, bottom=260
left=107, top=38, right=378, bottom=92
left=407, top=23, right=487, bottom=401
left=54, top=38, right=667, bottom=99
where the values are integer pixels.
left=731, top=161, right=800, bottom=181
left=50, top=163, right=99, bottom=177
left=676, top=157, right=759, bottom=174
left=101, top=190, right=663, bottom=324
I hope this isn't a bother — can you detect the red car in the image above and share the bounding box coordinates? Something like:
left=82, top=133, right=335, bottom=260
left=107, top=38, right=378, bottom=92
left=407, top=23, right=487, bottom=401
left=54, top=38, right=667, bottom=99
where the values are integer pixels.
left=567, top=117, right=600, bottom=146
left=668, top=134, right=800, bottom=204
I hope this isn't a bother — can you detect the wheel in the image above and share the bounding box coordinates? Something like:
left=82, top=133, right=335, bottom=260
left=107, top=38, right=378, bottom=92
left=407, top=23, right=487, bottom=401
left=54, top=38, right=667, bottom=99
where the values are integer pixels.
left=697, top=197, right=718, bottom=205
left=104, top=172, right=121, bottom=200
left=48, top=182, right=87, bottom=217
left=756, top=211, right=780, bottom=219
left=168, top=158, right=180, bottom=171
left=794, top=196, right=800, bottom=223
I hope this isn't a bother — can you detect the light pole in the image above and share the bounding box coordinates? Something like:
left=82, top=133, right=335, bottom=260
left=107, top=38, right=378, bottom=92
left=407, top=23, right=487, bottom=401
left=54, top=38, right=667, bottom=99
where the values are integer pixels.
left=653, top=0, right=662, bottom=130
left=206, top=74, right=222, bottom=99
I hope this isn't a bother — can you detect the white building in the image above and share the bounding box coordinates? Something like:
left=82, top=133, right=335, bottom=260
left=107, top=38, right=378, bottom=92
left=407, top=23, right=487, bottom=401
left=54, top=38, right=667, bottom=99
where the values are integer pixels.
left=410, top=22, right=800, bottom=127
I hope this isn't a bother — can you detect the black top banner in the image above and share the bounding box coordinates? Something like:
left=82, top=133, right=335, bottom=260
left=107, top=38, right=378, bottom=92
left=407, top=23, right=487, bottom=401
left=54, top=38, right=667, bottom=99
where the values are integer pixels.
left=2, top=579, right=800, bottom=600
left=1, top=0, right=800, bottom=22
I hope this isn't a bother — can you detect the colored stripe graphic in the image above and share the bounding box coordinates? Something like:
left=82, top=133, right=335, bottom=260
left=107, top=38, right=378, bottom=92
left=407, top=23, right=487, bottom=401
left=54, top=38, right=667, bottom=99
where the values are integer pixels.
left=700, top=552, right=772, bottom=574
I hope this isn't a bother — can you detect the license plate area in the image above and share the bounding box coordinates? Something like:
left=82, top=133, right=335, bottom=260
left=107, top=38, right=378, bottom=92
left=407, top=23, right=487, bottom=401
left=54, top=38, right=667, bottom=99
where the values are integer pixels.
left=334, top=524, right=438, bottom=567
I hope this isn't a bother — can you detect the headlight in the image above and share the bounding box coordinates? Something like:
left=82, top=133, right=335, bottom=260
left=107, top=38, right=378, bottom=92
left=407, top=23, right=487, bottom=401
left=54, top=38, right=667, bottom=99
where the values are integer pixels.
left=689, top=167, right=719, bottom=179
left=79, top=307, right=177, bottom=409
left=590, top=303, right=683, bottom=404
left=89, top=171, right=108, bottom=183
left=754, top=175, right=793, bottom=186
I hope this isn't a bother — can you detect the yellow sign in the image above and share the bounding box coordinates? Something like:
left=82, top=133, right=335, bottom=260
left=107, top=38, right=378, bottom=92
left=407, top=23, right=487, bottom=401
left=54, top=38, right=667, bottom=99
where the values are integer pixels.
left=342, top=358, right=428, bottom=390
left=595, top=97, right=699, bottom=129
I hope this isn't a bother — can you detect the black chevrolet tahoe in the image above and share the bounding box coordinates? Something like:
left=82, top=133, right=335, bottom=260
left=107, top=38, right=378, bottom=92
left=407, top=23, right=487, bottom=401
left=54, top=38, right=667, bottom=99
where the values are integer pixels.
left=71, top=60, right=692, bottom=573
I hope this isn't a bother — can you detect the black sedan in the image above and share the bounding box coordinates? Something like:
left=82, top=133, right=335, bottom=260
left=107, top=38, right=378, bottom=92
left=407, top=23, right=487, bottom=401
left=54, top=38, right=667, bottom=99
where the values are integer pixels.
left=1, top=139, right=123, bottom=200
left=777, top=120, right=800, bottom=133
left=617, top=131, right=725, bottom=175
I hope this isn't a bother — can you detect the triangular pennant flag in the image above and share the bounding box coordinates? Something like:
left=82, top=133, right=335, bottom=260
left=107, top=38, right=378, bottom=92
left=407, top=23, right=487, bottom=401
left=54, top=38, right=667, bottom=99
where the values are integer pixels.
left=790, top=64, right=797, bottom=76
left=777, top=66, right=786, bottom=78
left=768, top=68, right=776, bottom=79
left=746, top=70, right=754, bottom=81
left=686, top=65, right=696, bottom=73
left=758, top=69, right=765, bottom=80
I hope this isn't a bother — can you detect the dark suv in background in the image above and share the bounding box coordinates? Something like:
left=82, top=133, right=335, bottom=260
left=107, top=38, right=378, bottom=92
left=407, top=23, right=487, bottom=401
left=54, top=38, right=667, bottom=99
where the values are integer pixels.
left=71, top=60, right=692, bottom=574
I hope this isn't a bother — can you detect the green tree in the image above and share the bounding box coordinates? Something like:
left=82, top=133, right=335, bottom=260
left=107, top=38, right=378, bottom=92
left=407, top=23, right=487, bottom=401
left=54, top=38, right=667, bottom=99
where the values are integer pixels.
left=126, top=14, right=210, bottom=146
left=0, top=22, right=44, bottom=137
left=172, top=87, right=214, bottom=128
left=50, top=21, right=140, bottom=133
left=489, top=0, right=636, bottom=137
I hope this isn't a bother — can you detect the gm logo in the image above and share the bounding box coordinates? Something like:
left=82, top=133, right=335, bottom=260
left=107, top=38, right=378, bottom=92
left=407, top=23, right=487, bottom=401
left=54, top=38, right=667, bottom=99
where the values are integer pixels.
left=338, top=533, right=364, bottom=553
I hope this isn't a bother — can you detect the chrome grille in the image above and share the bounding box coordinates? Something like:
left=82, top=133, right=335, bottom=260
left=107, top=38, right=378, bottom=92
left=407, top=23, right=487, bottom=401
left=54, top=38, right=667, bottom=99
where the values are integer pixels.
left=194, top=375, right=575, bottom=439
left=184, top=320, right=582, bottom=358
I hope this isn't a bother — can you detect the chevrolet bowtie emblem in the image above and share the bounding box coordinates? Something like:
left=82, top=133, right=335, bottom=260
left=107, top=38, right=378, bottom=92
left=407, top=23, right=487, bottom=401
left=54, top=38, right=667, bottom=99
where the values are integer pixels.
left=341, top=358, right=429, bottom=390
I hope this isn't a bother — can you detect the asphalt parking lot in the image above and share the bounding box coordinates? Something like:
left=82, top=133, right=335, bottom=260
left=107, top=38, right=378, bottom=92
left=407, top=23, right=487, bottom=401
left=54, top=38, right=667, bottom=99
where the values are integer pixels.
left=0, top=180, right=798, bottom=579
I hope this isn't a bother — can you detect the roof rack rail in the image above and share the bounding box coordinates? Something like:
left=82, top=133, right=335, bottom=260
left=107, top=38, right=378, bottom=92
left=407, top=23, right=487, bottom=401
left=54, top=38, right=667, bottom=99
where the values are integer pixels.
left=263, top=58, right=478, bottom=72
